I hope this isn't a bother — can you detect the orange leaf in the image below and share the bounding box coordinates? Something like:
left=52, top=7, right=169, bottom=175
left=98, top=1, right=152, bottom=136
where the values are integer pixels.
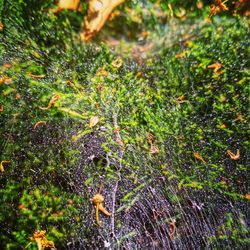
left=28, top=73, right=45, bottom=78
left=194, top=152, right=206, bottom=163
left=208, top=62, right=222, bottom=74
left=227, top=149, right=240, bottom=160
left=40, top=94, right=59, bottom=110
left=210, top=0, right=228, bottom=17
left=34, top=121, right=47, bottom=129
left=245, top=194, right=250, bottom=201
left=3, top=63, right=12, bottom=69
left=175, top=50, right=188, bottom=59
left=32, top=230, right=56, bottom=250
left=0, top=76, right=12, bottom=84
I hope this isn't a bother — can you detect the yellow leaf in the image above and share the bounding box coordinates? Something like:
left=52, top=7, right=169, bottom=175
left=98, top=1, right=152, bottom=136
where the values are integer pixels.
left=112, top=57, right=123, bottom=69
left=89, top=116, right=99, bottom=128
left=91, top=194, right=111, bottom=226
left=0, top=161, right=11, bottom=173
left=96, top=68, right=109, bottom=76
left=32, top=230, right=56, bottom=250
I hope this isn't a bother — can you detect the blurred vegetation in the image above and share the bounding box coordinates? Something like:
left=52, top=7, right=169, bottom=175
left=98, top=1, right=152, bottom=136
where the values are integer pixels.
left=0, top=0, right=249, bottom=249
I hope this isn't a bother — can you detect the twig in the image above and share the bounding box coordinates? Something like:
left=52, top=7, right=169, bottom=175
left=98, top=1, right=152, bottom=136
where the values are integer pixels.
left=110, top=111, right=123, bottom=240
left=111, top=179, right=119, bottom=237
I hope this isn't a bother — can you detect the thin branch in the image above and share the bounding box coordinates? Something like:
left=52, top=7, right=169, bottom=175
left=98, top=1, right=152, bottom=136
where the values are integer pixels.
left=110, top=111, right=123, bottom=240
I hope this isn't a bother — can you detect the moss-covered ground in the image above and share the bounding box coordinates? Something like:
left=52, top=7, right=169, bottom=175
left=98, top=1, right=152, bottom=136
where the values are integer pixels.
left=0, top=1, right=249, bottom=249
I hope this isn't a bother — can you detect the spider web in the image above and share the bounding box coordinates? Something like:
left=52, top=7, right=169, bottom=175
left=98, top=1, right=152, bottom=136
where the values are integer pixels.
left=0, top=1, right=249, bottom=249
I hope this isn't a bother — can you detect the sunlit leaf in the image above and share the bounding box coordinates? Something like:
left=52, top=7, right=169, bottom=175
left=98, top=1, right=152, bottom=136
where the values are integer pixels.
left=40, top=94, right=60, bottom=110
left=0, top=160, right=11, bottom=173
left=33, top=121, right=46, bottom=129
left=32, top=230, right=56, bottom=250
left=89, top=116, right=99, bottom=128
left=227, top=149, right=240, bottom=160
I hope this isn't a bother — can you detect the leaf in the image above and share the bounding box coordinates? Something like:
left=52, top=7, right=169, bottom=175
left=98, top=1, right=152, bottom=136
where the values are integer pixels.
left=150, top=144, right=159, bottom=155
left=208, top=62, right=222, bottom=74
left=58, top=107, right=87, bottom=120
left=0, top=22, right=4, bottom=31
left=0, top=76, right=12, bottom=84
left=28, top=73, right=45, bottom=78
left=175, top=50, right=188, bottom=59
left=33, top=121, right=46, bottom=129
left=32, top=230, right=56, bottom=250
left=193, top=152, right=206, bottom=163
left=40, top=94, right=59, bottom=110
left=112, top=57, right=123, bottom=69
left=91, top=194, right=111, bottom=226
left=227, top=149, right=240, bottom=160
left=0, top=160, right=11, bottom=173
left=210, top=0, right=228, bottom=17
left=96, top=67, right=109, bottom=76
left=89, top=116, right=99, bottom=128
